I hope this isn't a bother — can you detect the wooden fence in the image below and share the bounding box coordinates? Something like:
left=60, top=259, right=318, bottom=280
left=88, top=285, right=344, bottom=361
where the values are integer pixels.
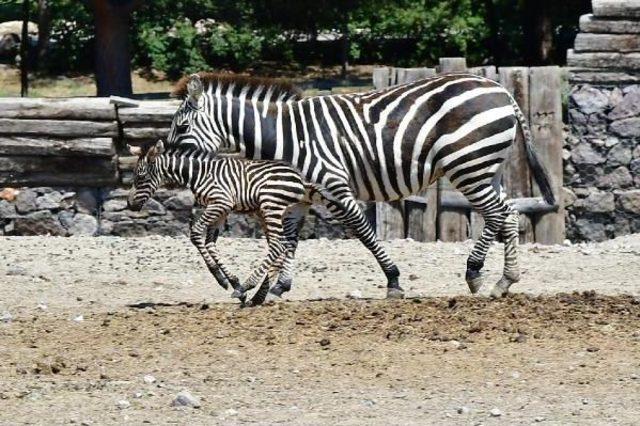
left=369, top=58, right=564, bottom=244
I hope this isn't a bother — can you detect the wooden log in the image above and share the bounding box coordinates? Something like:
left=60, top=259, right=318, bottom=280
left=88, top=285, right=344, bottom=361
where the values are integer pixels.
left=123, top=127, right=170, bottom=140
left=437, top=179, right=469, bottom=242
left=395, top=67, right=436, bottom=84
left=438, top=57, right=468, bottom=73
left=375, top=201, right=404, bottom=240
left=470, top=211, right=484, bottom=240
left=117, top=100, right=180, bottom=123
left=567, top=50, right=640, bottom=69
left=405, top=185, right=437, bottom=241
left=0, top=118, right=118, bottom=137
left=529, top=67, right=565, bottom=245
left=438, top=193, right=557, bottom=214
left=469, top=66, right=499, bottom=81
left=118, top=155, right=138, bottom=172
left=574, top=33, right=640, bottom=53
left=0, top=97, right=115, bottom=120
left=0, top=137, right=115, bottom=157
left=0, top=155, right=117, bottom=187
left=568, top=69, right=640, bottom=84
left=592, top=0, right=640, bottom=18
left=372, top=67, right=391, bottom=90
left=499, top=67, right=535, bottom=243
left=579, top=14, right=640, bottom=34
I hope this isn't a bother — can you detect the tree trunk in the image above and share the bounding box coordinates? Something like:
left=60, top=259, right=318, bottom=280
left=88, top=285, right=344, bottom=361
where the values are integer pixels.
left=522, top=0, right=554, bottom=65
left=36, top=0, right=51, bottom=69
left=340, top=20, right=349, bottom=79
left=483, top=0, right=502, bottom=66
left=90, top=0, right=139, bottom=96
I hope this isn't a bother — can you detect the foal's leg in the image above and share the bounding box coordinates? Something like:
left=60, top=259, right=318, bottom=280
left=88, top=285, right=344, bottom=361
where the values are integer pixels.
left=231, top=207, right=288, bottom=299
left=190, top=201, right=234, bottom=291
left=204, top=224, right=243, bottom=294
left=269, top=204, right=309, bottom=298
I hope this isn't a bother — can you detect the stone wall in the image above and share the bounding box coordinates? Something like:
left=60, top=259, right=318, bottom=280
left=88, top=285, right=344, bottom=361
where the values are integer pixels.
left=566, top=85, right=640, bottom=241
left=0, top=186, right=349, bottom=239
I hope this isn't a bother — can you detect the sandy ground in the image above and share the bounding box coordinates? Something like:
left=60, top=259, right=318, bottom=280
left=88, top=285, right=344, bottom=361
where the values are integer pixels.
left=1, top=235, right=640, bottom=425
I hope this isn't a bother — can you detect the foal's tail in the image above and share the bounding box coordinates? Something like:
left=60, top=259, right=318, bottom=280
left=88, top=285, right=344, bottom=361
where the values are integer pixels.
left=510, top=99, right=556, bottom=206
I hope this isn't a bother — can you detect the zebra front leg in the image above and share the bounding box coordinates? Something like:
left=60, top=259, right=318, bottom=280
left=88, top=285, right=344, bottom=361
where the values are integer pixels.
left=317, top=183, right=402, bottom=299
left=490, top=210, right=520, bottom=298
left=204, top=224, right=242, bottom=292
left=231, top=210, right=287, bottom=300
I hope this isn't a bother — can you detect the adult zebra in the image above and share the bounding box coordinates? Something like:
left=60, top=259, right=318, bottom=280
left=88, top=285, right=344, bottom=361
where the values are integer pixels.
left=167, top=72, right=556, bottom=299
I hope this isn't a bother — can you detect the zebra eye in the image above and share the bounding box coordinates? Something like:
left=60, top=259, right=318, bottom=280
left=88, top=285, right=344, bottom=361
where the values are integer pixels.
left=176, top=120, right=189, bottom=134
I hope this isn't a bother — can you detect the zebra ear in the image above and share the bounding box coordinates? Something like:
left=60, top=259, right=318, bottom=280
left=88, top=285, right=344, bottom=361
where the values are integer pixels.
left=155, top=139, right=165, bottom=155
left=147, top=139, right=165, bottom=161
left=187, top=74, right=204, bottom=103
left=128, top=144, right=143, bottom=157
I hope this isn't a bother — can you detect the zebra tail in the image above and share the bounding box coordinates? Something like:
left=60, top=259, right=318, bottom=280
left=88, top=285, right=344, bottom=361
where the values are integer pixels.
left=511, top=99, right=556, bottom=207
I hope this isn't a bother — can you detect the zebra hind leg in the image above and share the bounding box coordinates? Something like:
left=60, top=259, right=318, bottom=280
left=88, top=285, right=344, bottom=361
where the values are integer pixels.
left=269, top=204, right=308, bottom=298
left=463, top=185, right=511, bottom=294
left=490, top=210, right=520, bottom=298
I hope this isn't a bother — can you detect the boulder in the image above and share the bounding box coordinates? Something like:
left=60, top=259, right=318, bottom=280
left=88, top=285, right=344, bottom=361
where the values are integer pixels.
left=144, top=198, right=166, bottom=215
left=0, top=200, right=17, bottom=219
left=576, top=190, right=614, bottom=213
left=571, top=86, right=609, bottom=114
left=575, top=219, right=607, bottom=242
left=102, top=198, right=128, bottom=212
left=609, top=87, right=640, bottom=120
left=611, top=117, right=640, bottom=138
left=571, top=144, right=605, bottom=165
left=14, top=189, right=37, bottom=213
left=111, top=221, right=147, bottom=237
left=68, top=213, right=98, bottom=236
left=618, top=190, right=640, bottom=214
left=35, top=191, right=64, bottom=210
left=12, top=211, right=66, bottom=236
left=607, top=144, right=632, bottom=167
left=597, top=166, right=633, bottom=188
left=164, top=191, right=195, bottom=210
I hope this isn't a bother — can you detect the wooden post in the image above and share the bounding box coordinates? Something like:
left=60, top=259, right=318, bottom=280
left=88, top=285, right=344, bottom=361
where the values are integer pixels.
left=20, top=0, right=29, bottom=97
left=499, top=67, right=535, bottom=243
left=529, top=66, right=564, bottom=244
left=436, top=57, right=470, bottom=241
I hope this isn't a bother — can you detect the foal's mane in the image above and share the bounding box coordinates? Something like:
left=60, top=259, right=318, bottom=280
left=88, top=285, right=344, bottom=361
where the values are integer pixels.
left=172, top=72, right=302, bottom=100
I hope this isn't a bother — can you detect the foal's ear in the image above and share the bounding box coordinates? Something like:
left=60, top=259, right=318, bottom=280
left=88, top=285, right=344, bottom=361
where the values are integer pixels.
left=128, top=144, right=143, bottom=157
left=147, top=139, right=165, bottom=161
left=187, top=74, right=204, bottom=105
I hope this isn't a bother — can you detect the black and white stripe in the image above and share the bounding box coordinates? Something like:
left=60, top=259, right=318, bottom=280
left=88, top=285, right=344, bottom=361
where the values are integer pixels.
left=168, top=73, right=556, bottom=298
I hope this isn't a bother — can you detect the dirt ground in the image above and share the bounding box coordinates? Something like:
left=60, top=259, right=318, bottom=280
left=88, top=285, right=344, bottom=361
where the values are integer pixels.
left=1, top=235, right=639, bottom=425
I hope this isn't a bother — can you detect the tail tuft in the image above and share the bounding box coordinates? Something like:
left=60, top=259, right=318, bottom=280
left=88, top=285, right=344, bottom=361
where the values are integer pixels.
left=524, top=141, right=556, bottom=206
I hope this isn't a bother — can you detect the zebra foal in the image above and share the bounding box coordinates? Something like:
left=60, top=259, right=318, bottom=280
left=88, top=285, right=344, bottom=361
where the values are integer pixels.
left=166, top=72, right=556, bottom=300
left=127, top=140, right=326, bottom=305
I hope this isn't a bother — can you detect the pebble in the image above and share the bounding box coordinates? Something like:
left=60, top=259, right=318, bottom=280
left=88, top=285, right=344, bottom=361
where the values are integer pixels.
left=457, top=406, right=470, bottom=414
left=630, top=374, right=638, bottom=380
left=1, top=312, right=12, bottom=323
left=224, top=408, right=238, bottom=416
left=347, top=290, right=363, bottom=299
left=116, top=399, right=130, bottom=409
left=37, top=303, right=48, bottom=311
left=171, top=390, right=201, bottom=408
left=143, top=375, right=156, bottom=384
left=7, top=265, right=27, bottom=276
left=489, top=408, right=502, bottom=417
left=73, top=315, right=84, bottom=323
left=534, top=416, right=545, bottom=422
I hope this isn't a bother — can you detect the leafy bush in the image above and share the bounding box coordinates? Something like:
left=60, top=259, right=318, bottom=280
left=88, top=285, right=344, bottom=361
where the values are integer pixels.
left=206, top=23, right=263, bottom=70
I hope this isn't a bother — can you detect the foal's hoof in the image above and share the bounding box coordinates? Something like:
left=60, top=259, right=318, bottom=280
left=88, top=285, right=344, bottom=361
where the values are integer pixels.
left=490, top=275, right=518, bottom=299
left=465, top=270, right=484, bottom=294
left=386, top=287, right=405, bottom=299
left=231, top=287, right=247, bottom=300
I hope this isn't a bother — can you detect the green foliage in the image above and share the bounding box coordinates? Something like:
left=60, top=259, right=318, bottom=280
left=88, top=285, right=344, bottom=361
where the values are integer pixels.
left=206, top=24, right=264, bottom=70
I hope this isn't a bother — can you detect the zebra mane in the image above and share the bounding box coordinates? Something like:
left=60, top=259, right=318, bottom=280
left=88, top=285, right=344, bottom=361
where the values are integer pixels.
left=172, top=72, right=303, bottom=100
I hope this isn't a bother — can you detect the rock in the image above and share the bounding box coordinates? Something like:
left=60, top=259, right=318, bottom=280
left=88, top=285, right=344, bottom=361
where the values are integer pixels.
left=607, top=144, right=632, bottom=167
left=457, top=406, right=470, bottom=414
left=576, top=190, right=614, bottom=213
left=534, top=416, right=546, bottom=422
left=116, top=399, right=130, bottom=409
left=144, top=198, right=166, bottom=215
left=224, top=408, right=238, bottom=416
left=571, top=86, right=609, bottom=114
left=597, top=166, right=633, bottom=189
left=12, top=211, right=67, bottom=236
left=75, top=188, right=99, bottom=214
left=575, top=219, right=607, bottom=242
left=171, top=390, right=201, bottom=408
left=102, top=199, right=128, bottom=212
left=0, top=200, right=17, bottom=219
left=609, top=87, right=640, bottom=120
left=611, top=118, right=640, bottom=138
left=634, top=145, right=640, bottom=159
left=489, top=408, right=502, bottom=417
left=73, top=315, right=84, bottom=322
left=58, top=211, right=75, bottom=229
left=1, top=312, right=12, bottom=323
left=6, top=265, right=27, bottom=276
left=347, top=290, right=363, bottom=299
left=319, top=338, right=331, bottom=347
left=110, top=221, right=147, bottom=237
left=143, top=375, right=156, bottom=384
left=35, top=191, right=63, bottom=210
left=14, top=189, right=37, bottom=213
left=571, top=144, right=605, bottom=165
left=67, top=214, right=98, bottom=236
left=619, top=191, right=640, bottom=214
left=562, top=188, right=577, bottom=208
left=164, top=191, right=194, bottom=210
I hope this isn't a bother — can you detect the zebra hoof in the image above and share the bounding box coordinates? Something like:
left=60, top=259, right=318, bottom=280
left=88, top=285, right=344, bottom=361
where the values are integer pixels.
left=490, top=275, right=518, bottom=299
left=465, top=270, right=484, bottom=294
left=386, top=287, right=405, bottom=299
left=231, top=287, right=247, bottom=300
